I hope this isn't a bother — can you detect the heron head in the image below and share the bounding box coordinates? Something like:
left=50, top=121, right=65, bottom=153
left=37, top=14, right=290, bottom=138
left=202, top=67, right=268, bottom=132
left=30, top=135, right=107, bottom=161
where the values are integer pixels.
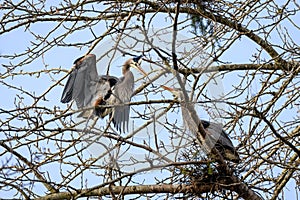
left=161, top=85, right=182, bottom=97
left=161, top=86, right=191, bottom=100
left=123, top=55, right=147, bottom=76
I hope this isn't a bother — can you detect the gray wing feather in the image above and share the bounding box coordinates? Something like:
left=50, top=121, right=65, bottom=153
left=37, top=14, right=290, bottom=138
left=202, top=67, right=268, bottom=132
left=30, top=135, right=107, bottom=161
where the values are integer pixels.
left=61, top=69, right=77, bottom=103
left=61, top=55, right=98, bottom=109
left=78, top=75, right=119, bottom=119
left=203, top=121, right=239, bottom=162
left=204, top=122, right=234, bottom=149
left=111, top=71, right=134, bottom=132
left=208, top=122, right=235, bottom=150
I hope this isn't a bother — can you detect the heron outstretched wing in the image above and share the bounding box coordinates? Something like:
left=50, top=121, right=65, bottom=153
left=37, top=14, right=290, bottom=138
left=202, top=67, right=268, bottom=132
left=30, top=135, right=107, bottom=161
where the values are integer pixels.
left=111, top=72, right=134, bottom=133
left=60, top=68, right=77, bottom=103
left=61, top=55, right=144, bottom=132
left=61, top=54, right=98, bottom=109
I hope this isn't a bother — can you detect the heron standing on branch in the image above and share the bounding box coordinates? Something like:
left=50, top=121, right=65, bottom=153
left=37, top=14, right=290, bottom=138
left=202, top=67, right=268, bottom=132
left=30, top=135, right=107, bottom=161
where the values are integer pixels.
left=161, top=86, right=240, bottom=163
left=61, top=54, right=146, bottom=133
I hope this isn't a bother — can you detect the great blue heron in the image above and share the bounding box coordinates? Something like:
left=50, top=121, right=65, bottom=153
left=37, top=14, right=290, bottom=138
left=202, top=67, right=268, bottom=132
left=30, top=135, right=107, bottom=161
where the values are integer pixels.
left=60, top=54, right=146, bottom=133
left=161, top=86, right=240, bottom=163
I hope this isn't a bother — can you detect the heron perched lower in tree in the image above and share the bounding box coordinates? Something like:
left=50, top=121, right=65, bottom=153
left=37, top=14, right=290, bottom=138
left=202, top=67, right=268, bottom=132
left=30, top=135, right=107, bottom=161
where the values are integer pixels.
left=161, top=85, right=240, bottom=163
left=60, top=54, right=146, bottom=133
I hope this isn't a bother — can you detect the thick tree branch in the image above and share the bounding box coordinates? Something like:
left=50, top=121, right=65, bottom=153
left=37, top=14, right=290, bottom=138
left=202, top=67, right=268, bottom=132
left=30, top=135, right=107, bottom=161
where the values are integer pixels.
left=1, top=1, right=299, bottom=199
left=34, top=184, right=210, bottom=200
left=34, top=179, right=262, bottom=200
left=178, top=62, right=298, bottom=75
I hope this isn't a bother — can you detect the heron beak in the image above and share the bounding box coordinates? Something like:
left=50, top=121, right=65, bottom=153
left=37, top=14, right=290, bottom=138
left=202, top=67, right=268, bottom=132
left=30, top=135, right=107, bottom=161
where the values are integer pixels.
left=131, top=62, right=147, bottom=77
left=161, top=85, right=174, bottom=92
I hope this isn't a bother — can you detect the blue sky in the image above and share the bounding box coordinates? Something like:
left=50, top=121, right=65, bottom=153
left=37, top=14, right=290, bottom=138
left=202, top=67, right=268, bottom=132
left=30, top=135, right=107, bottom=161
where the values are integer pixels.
left=0, top=2, right=299, bottom=199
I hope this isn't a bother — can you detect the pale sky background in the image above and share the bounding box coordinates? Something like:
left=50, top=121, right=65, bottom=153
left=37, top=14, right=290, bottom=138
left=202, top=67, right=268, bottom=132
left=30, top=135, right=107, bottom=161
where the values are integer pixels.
left=0, top=1, right=299, bottom=199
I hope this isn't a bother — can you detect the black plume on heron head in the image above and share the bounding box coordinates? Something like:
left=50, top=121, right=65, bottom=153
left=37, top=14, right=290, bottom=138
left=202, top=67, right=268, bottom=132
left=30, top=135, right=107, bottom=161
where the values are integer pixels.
left=133, top=55, right=143, bottom=64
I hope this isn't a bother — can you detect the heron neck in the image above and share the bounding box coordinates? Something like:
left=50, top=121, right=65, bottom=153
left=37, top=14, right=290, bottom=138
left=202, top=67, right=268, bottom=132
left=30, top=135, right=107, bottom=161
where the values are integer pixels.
left=179, top=97, right=202, bottom=131
left=120, top=70, right=134, bottom=86
left=122, top=64, right=130, bottom=75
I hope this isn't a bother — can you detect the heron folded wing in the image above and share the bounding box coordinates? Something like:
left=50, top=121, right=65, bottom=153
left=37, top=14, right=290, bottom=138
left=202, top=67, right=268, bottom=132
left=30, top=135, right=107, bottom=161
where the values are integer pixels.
left=204, top=122, right=240, bottom=162
left=200, top=120, right=210, bottom=129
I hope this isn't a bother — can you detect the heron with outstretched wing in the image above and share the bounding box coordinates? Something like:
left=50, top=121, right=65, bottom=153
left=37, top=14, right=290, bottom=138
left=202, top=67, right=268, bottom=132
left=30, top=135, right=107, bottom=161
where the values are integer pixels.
left=61, top=54, right=146, bottom=133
